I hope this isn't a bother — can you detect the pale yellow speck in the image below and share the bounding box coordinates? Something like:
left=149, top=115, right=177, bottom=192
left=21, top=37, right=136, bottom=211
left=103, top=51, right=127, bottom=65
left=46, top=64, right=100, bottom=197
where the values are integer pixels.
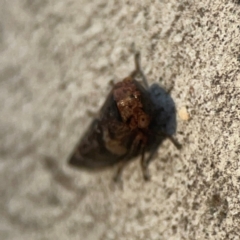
left=178, top=107, right=190, bottom=121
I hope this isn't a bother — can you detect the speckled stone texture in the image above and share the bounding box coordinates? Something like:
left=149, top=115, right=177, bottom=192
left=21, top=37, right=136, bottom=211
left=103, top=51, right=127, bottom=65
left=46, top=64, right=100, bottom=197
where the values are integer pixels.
left=0, top=0, right=239, bottom=239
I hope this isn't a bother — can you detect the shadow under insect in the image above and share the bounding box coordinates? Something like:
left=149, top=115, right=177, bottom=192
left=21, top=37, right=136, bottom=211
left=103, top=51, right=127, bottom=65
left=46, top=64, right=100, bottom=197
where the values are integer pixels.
left=145, top=83, right=179, bottom=165
left=68, top=52, right=181, bottom=182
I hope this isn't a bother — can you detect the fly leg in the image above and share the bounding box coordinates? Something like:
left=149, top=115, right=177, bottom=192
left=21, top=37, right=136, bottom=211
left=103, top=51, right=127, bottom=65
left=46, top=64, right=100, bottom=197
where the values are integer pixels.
left=157, top=130, right=182, bottom=150
left=141, top=132, right=181, bottom=181
left=112, top=133, right=144, bottom=183
left=113, top=160, right=129, bottom=184
left=130, top=133, right=150, bottom=181
left=140, top=143, right=160, bottom=181
left=167, top=135, right=182, bottom=150
left=140, top=147, right=151, bottom=181
left=130, top=51, right=149, bottom=89
left=113, top=132, right=147, bottom=183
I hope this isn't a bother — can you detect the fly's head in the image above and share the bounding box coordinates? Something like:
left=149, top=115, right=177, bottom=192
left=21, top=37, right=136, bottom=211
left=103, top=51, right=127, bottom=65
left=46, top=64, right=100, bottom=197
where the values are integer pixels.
left=113, top=77, right=151, bottom=131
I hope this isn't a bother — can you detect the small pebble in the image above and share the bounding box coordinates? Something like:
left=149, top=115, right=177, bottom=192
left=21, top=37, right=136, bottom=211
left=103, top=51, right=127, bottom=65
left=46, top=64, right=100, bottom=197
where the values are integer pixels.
left=178, top=107, right=190, bottom=121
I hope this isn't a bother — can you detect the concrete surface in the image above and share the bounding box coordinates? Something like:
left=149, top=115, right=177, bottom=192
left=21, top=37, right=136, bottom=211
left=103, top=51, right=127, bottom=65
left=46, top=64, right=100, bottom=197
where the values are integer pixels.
left=0, top=0, right=239, bottom=239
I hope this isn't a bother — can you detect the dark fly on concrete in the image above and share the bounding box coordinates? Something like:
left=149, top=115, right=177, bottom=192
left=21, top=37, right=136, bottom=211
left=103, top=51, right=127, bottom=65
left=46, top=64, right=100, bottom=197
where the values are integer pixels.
left=68, top=52, right=181, bottom=183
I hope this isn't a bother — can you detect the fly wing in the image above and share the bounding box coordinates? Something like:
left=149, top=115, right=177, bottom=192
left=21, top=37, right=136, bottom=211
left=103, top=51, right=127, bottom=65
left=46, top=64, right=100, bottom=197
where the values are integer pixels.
left=68, top=90, right=135, bottom=170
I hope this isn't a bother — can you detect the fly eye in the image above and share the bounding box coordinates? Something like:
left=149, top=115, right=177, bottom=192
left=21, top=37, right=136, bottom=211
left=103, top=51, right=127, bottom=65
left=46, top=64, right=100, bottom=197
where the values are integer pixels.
left=138, top=115, right=149, bottom=128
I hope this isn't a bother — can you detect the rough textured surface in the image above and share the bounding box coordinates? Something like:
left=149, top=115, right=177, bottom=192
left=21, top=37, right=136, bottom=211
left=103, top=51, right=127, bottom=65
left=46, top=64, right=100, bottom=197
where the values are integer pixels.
left=0, top=0, right=239, bottom=239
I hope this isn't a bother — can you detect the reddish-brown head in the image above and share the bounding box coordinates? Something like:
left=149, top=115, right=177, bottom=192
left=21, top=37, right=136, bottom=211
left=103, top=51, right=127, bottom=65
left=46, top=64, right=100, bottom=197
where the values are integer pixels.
left=113, top=77, right=151, bottom=130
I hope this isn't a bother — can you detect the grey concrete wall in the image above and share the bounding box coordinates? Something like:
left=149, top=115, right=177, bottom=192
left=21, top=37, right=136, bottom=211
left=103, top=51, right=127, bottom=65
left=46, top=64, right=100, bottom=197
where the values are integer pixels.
left=0, top=0, right=239, bottom=239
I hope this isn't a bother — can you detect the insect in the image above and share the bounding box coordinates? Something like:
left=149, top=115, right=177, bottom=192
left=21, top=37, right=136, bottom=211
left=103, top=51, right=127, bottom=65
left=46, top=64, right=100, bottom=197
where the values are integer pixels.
left=68, top=52, right=181, bottom=182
